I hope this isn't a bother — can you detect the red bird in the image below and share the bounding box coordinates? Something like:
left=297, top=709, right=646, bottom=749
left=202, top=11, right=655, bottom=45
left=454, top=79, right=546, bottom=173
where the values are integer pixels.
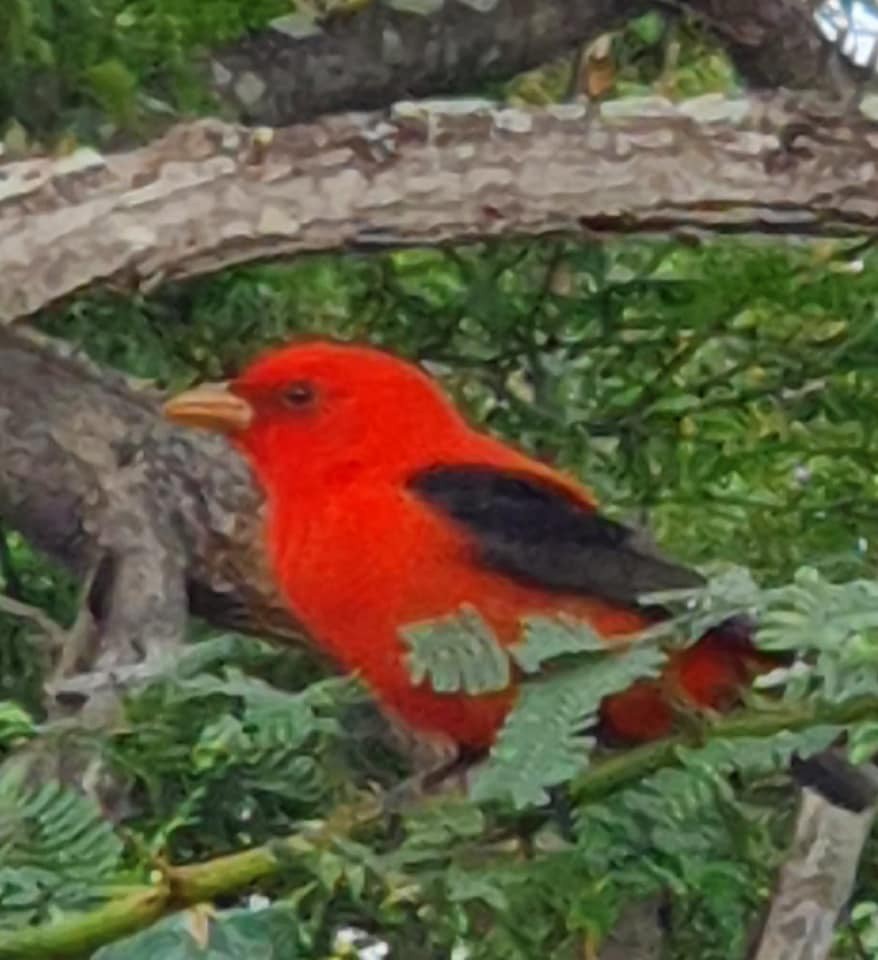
left=165, top=341, right=770, bottom=755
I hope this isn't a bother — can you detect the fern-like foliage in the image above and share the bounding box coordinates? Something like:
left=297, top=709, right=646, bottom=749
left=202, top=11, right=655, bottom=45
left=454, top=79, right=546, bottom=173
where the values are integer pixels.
left=399, top=568, right=878, bottom=810
left=111, top=661, right=359, bottom=860
left=402, top=608, right=665, bottom=807
left=0, top=760, right=125, bottom=927
left=510, top=614, right=608, bottom=672
left=181, top=669, right=355, bottom=804
left=0, top=701, right=35, bottom=752
left=573, top=723, right=846, bottom=957
left=402, top=606, right=511, bottom=694
left=756, top=568, right=878, bottom=706
left=472, top=644, right=665, bottom=807
left=648, top=565, right=878, bottom=707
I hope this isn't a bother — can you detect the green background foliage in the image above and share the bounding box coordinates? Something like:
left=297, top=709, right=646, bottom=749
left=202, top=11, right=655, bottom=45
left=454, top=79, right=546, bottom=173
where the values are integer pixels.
left=3, top=5, right=878, bottom=960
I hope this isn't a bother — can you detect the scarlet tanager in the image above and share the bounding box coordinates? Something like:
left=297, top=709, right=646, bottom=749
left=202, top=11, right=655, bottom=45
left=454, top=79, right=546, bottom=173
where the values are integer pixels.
left=164, top=341, right=774, bottom=756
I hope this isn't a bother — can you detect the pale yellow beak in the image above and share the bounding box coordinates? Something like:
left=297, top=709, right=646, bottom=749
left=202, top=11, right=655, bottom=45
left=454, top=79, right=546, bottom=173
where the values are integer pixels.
left=163, top=382, right=254, bottom=433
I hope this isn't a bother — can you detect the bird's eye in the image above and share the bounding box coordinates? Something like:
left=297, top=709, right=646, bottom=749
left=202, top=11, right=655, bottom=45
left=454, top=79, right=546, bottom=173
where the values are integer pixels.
left=282, top=381, right=316, bottom=409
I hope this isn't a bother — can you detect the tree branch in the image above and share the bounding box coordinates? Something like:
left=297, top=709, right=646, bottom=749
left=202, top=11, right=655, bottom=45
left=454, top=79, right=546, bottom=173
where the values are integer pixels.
left=207, top=0, right=858, bottom=125
left=208, top=0, right=641, bottom=124
left=0, top=594, right=67, bottom=654
left=0, top=325, right=307, bottom=709
left=749, top=758, right=878, bottom=960
left=679, top=0, right=859, bottom=92
left=3, top=93, right=878, bottom=324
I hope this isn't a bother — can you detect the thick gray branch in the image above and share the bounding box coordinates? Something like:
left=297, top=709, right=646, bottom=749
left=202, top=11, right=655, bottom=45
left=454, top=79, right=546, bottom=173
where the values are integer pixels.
left=680, top=0, right=858, bottom=92
left=209, top=0, right=857, bottom=125
left=749, top=756, right=878, bottom=960
left=209, top=0, right=642, bottom=124
left=3, top=93, right=878, bottom=324
left=0, top=326, right=304, bottom=681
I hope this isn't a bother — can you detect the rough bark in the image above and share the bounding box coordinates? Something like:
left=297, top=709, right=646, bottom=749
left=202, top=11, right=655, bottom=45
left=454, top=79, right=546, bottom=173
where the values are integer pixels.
left=680, top=0, right=859, bottom=92
left=208, top=0, right=858, bottom=126
left=4, top=92, right=878, bottom=324
left=749, top=756, right=878, bottom=960
left=0, top=325, right=304, bottom=701
left=208, top=0, right=643, bottom=125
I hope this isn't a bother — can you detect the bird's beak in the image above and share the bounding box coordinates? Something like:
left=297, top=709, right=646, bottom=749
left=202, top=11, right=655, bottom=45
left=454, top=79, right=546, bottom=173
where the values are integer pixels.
left=163, top=382, right=253, bottom=433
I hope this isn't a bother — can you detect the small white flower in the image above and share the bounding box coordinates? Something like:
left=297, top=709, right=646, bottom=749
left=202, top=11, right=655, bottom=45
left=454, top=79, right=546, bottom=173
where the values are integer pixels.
left=755, top=660, right=810, bottom=689
left=334, top=927, right=363, bottom=950
left=333, top=926, right=390, bottom=959
left=361, top=943, right=390, bottom=960
left=248, top=894, right=271, bottom=912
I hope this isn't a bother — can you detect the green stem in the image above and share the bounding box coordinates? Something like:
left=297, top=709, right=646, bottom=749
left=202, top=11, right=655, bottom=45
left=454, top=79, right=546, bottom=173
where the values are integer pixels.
left=168, top=798, right=380, bottom=903
left=0, top=798, right=382, bottom=958
left=2, top=698, right=875, bottom=959
left=572, top=695, right=877, bottom=803
left=0, top=887, right=168, bottom=959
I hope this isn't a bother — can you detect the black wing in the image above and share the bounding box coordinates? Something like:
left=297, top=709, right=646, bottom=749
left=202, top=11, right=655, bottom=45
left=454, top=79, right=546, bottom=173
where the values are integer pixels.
left=408, top=464, right=704, bottom=609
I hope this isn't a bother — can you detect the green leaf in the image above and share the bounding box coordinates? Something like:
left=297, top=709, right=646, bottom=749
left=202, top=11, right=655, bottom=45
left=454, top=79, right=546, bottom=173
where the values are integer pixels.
left=849, top=722, right=878, bottom=765
left=758, top=571, right=878, bottom=653
left=93, top=904, right=303, bottom=959
left=403, top=797, right=486, bottom=850
left=511, top=615, right=606, bottom=673
left=85, top=59, right=138, bottom=126
left=0, top=701, right=35, bottom=747
left=472, top=645, right=665, bottom=808
left=629, top=11, right=666, bottom=46
left=402, top=605, right=511, bottom=694
left=0, top=760, right=124, bottom=928
left=677, top=726, right=841, bottom=777
left=446, top=865, right=509, bottom=911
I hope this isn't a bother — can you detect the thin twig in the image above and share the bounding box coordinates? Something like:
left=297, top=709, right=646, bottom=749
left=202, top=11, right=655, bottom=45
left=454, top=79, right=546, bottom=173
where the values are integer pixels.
left=0, top=593, right=67, bottom=654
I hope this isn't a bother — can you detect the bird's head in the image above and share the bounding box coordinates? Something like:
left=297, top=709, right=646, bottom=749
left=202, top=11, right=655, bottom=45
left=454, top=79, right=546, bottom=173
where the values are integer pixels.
left=163, top=340, right=468, bottom=490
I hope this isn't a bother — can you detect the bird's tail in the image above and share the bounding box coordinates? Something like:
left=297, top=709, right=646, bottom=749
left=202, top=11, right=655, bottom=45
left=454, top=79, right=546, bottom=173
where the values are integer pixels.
left=596, top=615, right=787, bottom=745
